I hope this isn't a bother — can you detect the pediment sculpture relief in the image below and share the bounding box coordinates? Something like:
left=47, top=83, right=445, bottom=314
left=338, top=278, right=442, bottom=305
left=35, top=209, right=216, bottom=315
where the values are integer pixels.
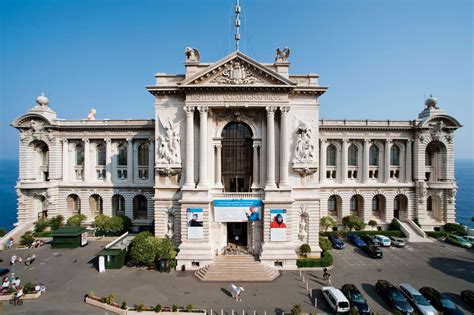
left=157, top=118, right=182, bottom=177
left=211, top=60, right=261, bottom=85
left=292, top=120, right=318, bottom=177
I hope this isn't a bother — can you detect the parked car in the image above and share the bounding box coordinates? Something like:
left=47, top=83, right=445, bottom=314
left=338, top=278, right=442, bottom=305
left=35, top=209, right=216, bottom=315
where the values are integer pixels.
left=463, top=235, right=474, bottom=245
left=419, top=287, right=463, bottom=315
left=374, top=235, right=391, bottom=247
left=361, top=245, right=383, bottom=258
left=347, top=234, right=367, bottom=247
left=375, top=280, right=414, bottom=314
left=328, top=234, right=346, bottom=249
left=360, top=234, right=382, bottom=246
left=0, top=269, right=9, bottom=277
left=461, top=290, right=474, bottom=308
left=446, top=234, right=472, bottom=248
left=321, top=286, right=351, bottom=313
left=390, top=236, right=406, bottom=247
left=341, top=284, right=370, bottom=314
left=399, top=283, right=438, bottom=315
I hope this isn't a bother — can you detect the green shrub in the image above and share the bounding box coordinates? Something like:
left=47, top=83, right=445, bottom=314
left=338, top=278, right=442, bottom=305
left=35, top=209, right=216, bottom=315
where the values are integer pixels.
left=297, top=251, right=333, bottom=268
left=154, top=304, right=162, bottom=312
left=67, top=214, right=87, bottom=227
left=20, top=231, right=35, bottom=246
left=320, top=230, right=405, bottom=238
left=342, top=215, right=365, bottom=231
left=23, top=282, right=35, bottom=294
left=135, top=304, right=145, bottom=312
left=388, top=218, right=401, bottom=231
left=172, top=304, right=178, bottom=312
left=121, top=301, right=127, bottom=310
left=130, top=232, right=160, bottom=266
left=186, top=304, right=193, bottom=312
left=105, top=294, right=115, bottom=305
left=117, top=215, right=132, bottom=233
left=443, top=223, right=466, bottom=236
left=290, top=304, right=302, bottom=315
left=49, top=215, right=64, bottom=230
left=427, top=231, right=448, bottom=238
left=319, top=238, right=332, bottom=251
left=320, top=216, right=337, bottom=231
left=34, top=218, right=49, bottom=232
left=368, top=220, right=378, bottom=230
left=299, top=244, right=311, bottom=257
left=95, top=215, right=132, bottom=236
left=0, top=229, right=5, bottom=237
left=34, top=231, right=53, bottom=237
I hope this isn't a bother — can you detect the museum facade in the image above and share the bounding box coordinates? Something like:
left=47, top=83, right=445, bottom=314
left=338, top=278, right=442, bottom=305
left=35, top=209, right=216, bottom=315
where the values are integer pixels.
left=12, top=49, right=461, bottom=269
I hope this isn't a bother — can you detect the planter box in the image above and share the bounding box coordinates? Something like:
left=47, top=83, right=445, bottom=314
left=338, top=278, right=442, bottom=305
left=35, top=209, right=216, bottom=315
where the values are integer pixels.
left=0, top=291, right=41, bottom=301
left=85, top=297, right=127, bottom=314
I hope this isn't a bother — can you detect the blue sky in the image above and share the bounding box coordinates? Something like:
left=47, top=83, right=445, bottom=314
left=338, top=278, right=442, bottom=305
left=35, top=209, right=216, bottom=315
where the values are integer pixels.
left=0, top=0, right=472, bottom=159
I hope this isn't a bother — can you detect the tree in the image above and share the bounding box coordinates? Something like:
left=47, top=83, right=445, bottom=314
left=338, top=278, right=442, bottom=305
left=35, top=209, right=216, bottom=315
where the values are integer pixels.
left=342, top=215, right=365, bottom=231
left=299, top=244, right=311, bottom=257
left=130, top=232, right=160, bottom=266
left=368, top=220, right=378, bottom=230
left=20, top=231, right=35, bottom=246
left=94, top=215, right=131, bottom=236
left=49, top=215, right=64, bottom=231
left=320, top=216, right=337, bottom=232
left=67, top=214, right=87, bottom=227
left=444, top=223, right=466, bottom=236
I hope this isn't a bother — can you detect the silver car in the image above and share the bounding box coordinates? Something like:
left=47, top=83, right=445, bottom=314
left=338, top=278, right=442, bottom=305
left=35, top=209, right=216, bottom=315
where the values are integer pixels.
left=390, top=236, right=406, bottom=247
left=399, top=283, right=438, bottom=315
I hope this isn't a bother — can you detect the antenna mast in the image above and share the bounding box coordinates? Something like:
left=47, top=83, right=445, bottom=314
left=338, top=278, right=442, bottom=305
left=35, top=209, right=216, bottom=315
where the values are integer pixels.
left=234, top=0, right=241, bottom=51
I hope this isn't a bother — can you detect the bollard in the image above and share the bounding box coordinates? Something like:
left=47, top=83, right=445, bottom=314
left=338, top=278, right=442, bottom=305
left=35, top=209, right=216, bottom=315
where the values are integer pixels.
left=306, top=282, right=309, bottom=291
left=210, top=310, right=212, bottom=315
left=221, top=309, right=223, bottom=315
left=302, top=275, right=305, bottom=283
left=243, top=310, right=245, bottom=315
left=254, top=311, right=256, bottom=315
left=314, top=297, right=317, bottom=307
left=310, top=289, right=312, bottom=299
left=232, top=309, right=234, bottom=315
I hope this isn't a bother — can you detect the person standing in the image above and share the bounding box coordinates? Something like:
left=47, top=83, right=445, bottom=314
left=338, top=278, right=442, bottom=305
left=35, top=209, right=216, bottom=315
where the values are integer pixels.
left=327, top=273, right=332, bottom=286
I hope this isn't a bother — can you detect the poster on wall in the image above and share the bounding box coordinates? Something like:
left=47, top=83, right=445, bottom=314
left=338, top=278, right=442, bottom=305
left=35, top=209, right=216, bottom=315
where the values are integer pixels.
left=187, top=208, right=204, bottom=239
left=213, top=199, right=262, bottom=222
left=270, top=209, right=287, bottom=242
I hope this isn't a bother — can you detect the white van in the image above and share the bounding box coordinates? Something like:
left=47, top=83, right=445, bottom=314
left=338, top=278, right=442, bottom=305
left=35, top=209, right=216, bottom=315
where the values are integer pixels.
left=321, top=286, right=351, bottom=313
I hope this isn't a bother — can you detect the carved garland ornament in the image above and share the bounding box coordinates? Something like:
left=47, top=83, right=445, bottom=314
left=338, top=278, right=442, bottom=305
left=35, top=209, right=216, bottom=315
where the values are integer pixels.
left=211, top=61, right=261, bottom=85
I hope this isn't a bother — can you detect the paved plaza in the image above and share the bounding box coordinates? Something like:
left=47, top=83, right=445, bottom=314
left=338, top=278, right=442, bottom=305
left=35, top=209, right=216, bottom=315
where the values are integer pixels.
left=0, top=239, right=472, bottom=314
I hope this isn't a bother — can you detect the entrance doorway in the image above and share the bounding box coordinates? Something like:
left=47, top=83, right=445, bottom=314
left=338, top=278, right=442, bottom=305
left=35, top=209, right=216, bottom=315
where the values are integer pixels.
left=227, top=222, right=248, bottom=247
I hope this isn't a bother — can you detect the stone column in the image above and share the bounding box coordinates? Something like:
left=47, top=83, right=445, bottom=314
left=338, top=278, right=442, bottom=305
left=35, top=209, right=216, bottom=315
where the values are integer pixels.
left=405, top=140, right=412, bottom=183
left=148, top=139, right=154, bottom=181
left=265, top=106, right=277, bottom=188
left=184, top=106, right=195, bottom=187
left=251, top=144, right=259, bottom=189
left=83, top=138, right=90, bottom=181
left=319, top=139, right=327, bottom=183
left=279, top=106, right=290, bottom=187
left=62, top=139, right=69, bottom=181
left=215, top=144, right=223, bottom=188
left=363, top=139, right=370, bottom=182
left=384, top=139, right=391, bottom=183
left=127, top=138, right=133, bottom=183
left=105, top=138, right=112, bottom=182
left=341, top=139, right=348, bottom=183
left=198, top=106, right=209, bottom=188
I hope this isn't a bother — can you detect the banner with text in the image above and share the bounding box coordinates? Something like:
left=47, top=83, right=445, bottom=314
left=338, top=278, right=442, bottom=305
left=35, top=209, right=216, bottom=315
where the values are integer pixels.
left=187, top=208, right=204, bottom=239
left=270, top=209, right=287, bottom=242
left=213, top=199, right=262, bottom=222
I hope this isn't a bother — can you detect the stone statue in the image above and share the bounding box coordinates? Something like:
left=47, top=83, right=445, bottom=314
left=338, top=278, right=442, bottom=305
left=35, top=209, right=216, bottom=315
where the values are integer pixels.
left=185, top=47, right=200, bottom=62
left=298, top=206, right=309, bottom=241
left=293, top=121, right=315, bottom=164
left=167, top=214, right=175, bottom=238
left=275, top=47, right=290, bottom=62
left=87, top=108, right=96, bottom=120
left=30, top=120, right=43, bottom=132
left=299, top=215, right=307, bottom=237
left=158, top=118, right=181, bottom=164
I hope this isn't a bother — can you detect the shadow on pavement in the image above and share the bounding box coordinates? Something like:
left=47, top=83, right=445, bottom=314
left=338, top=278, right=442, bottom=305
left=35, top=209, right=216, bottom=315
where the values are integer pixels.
left=220, top=288, right=232, bottom=298
left=312, top=289, right=333, bottom=313
left=361, top=283, right=391, bottom=313
left=87, top=256, right=98, bottom=271
left=428, top=257, right=474, bottom=283
left=444, top=292, right=473, bottom=313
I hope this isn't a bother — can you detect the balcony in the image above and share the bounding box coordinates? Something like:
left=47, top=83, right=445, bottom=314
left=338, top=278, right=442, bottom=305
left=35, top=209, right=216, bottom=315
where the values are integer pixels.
left=212, top=192, right=264, bottom=199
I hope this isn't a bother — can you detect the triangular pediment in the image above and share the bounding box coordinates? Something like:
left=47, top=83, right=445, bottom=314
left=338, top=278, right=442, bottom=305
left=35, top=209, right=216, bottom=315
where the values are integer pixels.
left=180, top=51, right=296, bottom=87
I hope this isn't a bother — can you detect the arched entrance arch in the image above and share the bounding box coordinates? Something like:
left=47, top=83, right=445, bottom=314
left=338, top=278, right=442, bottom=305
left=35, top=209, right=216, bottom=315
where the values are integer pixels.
left=425, top=141, right=447, bottom=182
left=221, top=122, right=253, bottom=192
left=394, top=194, right=408, bottom=219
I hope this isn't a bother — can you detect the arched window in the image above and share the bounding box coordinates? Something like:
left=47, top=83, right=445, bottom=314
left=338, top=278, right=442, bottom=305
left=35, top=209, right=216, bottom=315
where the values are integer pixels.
left=328, top=196, right=337, bottom=212
left=350, top=196, right=358, bottom=212
left=369, top=145, right=379, bottom=166
left=75, top=144, right=84, bottom=166
left=221, top=122, right=253, bottom=192
left=372, top=195, right=380, bottom=212
left=67, top=194, right=81, bottom=215
left=96, top=144, right=106, bottom=166
left=117, top=143, right=127, bottom=166
left=89, top=194, right=103, bottom=217
left=138, top=143, right=149, bottom=166
left=348, top=144, right=358, bottom=166
left=327, top=144, right=337, bottom=166
left=133, top=194, right=148, bottom=220
left=427, top=196, right=433, bottom=211
left=33, top=141, right=49, bottom=181
left=391, top=145, right=400, bottom=166
left=112, top=194, right=125, bottom=216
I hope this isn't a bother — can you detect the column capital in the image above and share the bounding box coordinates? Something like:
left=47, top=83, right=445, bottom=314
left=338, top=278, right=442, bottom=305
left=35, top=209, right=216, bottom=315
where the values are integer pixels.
left=184, top=105, right=195, bottom=115
left=214, top=144, right=222, bottom=149
left=342, top=138, right=349, bottom=144
left=82, top=138, right=90, bottom=143
left=62, top=138, right=68, bottom=144
left=252, top=143, right=261, bottom=149
left=266, top=106, right=277, bottom=115
left=126, top=138, right=133, bottom=143
left=406, top=139, right=413, bottom=143
left=386, top=138, right=392, bottom=144
left=320, top=138, right=326, bottom=143
left=280, top=106, right=290, bottom=114
left=105, top=138, right=112, bottom=144
left=197, top=106, right=209, bottom=115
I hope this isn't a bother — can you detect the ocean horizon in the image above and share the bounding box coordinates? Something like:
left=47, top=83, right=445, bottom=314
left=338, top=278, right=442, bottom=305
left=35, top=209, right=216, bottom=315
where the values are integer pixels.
left=0, top=159, right=472, bottom=232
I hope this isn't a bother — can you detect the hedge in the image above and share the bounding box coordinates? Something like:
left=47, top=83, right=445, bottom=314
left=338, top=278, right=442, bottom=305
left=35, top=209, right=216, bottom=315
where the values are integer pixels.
left=426, top=231, right=448, bottom=238
left=297, top=251, right=333, bottom=268
left=320, top=230, right=404, bottom=238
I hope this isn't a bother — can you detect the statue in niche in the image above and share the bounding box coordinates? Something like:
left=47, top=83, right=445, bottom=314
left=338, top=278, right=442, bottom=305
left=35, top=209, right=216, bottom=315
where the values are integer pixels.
left=293, top=121, right=315, bottom=164
left=185, top=47, right=200, bottom=62
left=158, top=118, right=181, bottom=164
left=167, top=214, right=175, bottom=238
left=298, top=206, right=309, bottom=241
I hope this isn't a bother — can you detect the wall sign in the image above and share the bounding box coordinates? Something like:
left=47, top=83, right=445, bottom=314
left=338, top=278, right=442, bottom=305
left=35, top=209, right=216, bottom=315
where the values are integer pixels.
left=213, top=199, right=262, bottom=222
left=270, top=209, right=287, bottom=242
left=187, top=208, right=204, bottom=239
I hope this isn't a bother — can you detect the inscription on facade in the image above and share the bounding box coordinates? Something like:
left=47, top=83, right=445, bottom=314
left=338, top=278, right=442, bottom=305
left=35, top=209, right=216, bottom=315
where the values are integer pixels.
left=187, top=92, right=286, bottom=102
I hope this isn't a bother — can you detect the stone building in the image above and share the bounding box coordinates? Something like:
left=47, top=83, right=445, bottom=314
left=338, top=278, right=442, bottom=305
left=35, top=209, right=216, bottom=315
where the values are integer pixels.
left=12, top=48, right=461, bottom=269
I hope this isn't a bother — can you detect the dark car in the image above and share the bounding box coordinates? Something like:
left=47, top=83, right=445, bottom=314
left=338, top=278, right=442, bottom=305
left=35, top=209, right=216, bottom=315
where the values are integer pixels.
left=461, top=290, right=474, bottom=308
left=361, top=245, right=383, bottom=258
left=328, top=234, right=346, bottom=249
left=375, top=280, right=414, bottom=314
left=360, top=234, right=382, bottom=246
left=347, top=234, right=367, bottom=247
left=419, top=287, right=463, bottom=315
left=0, top=269, right=9, bottom=277
left=341, top=284, right=370, bottom=314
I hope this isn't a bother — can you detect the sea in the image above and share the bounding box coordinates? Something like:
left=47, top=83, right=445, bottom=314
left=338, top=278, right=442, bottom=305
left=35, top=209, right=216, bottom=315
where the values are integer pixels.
left=0, top=159, right=473, bottom=232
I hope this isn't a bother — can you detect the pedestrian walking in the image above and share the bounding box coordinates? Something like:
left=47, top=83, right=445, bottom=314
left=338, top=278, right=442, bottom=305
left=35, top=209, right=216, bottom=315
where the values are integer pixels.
left=327, top=273, right=332, bottom=286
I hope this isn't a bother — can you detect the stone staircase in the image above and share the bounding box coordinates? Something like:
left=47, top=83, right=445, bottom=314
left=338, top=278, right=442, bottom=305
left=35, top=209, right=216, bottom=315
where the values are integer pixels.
left=397, top=218, right=432, bottom=243
left=194, top=255, right=280, bottom=282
